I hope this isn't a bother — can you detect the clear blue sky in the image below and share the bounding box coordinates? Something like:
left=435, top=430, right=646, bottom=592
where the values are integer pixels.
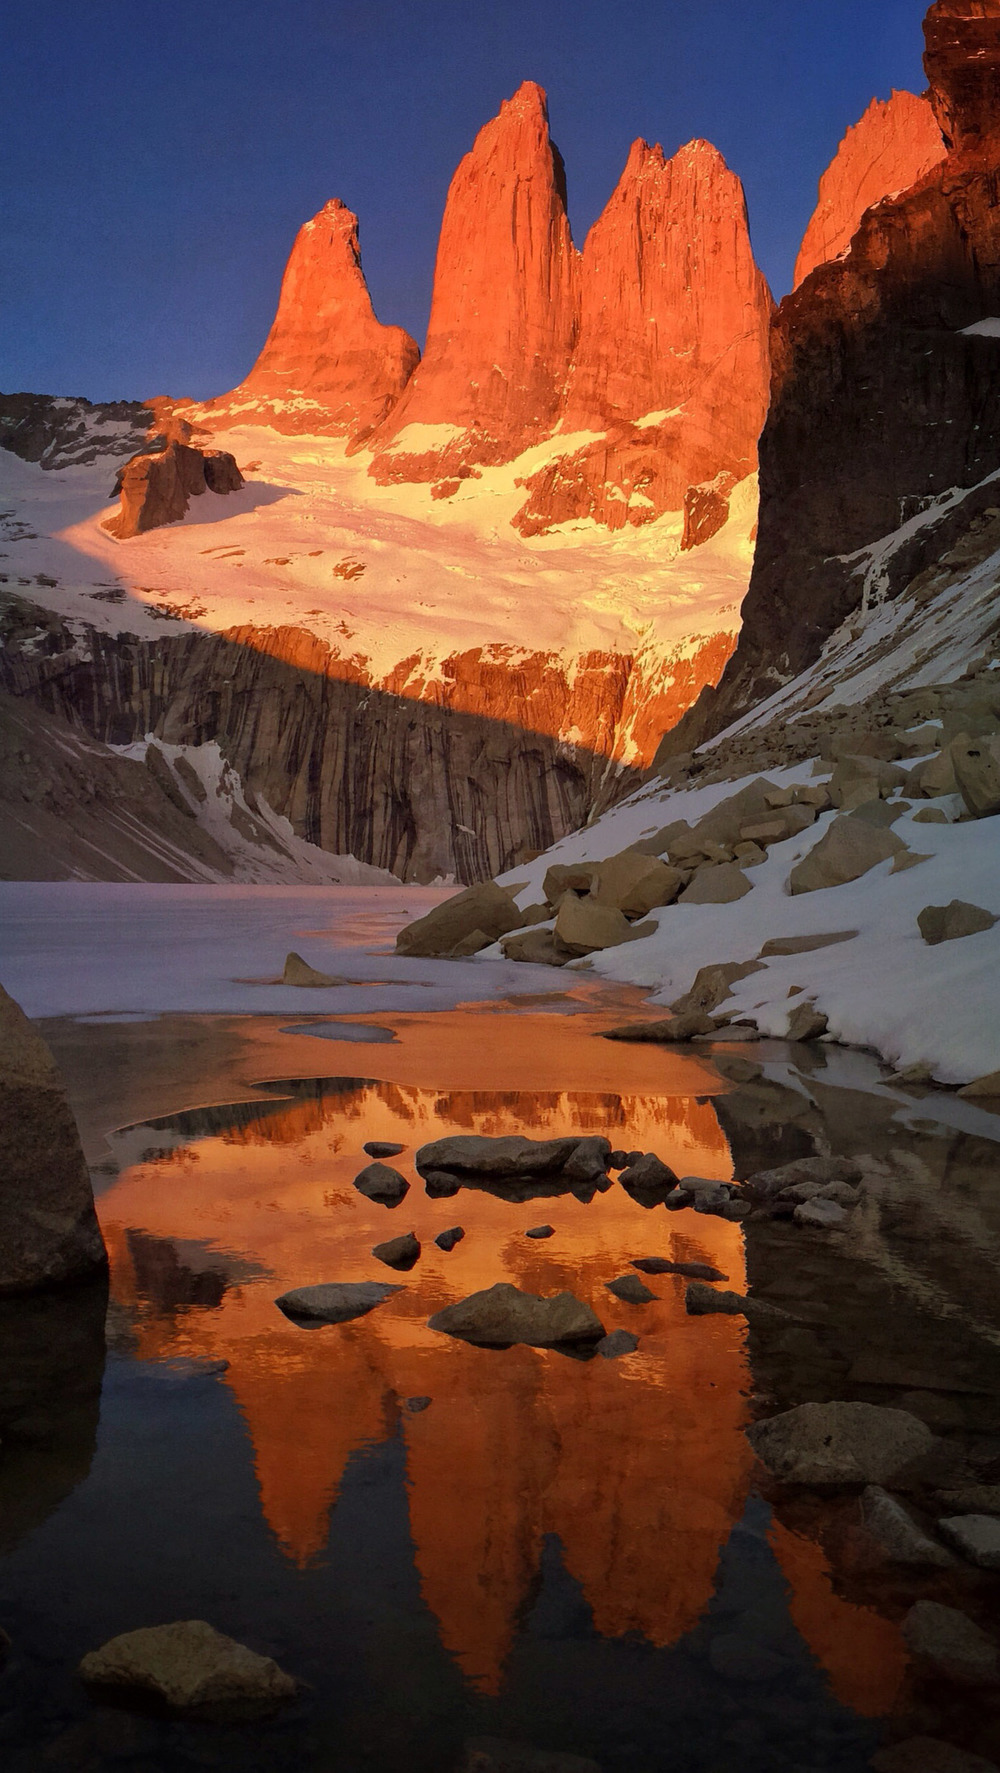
left=3, top=0, right=929, bottom=403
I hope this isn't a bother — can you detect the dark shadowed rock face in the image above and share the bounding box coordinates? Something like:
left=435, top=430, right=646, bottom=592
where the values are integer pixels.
left=0, top=982, right=106, bottom=1293
left=671, top=0, right=1000, bottom=748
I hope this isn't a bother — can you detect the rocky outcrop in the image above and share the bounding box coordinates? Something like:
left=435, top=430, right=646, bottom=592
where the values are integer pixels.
left=515, top=138, right=772, bottom=537
left=368, top=82, right=579, bottom=483
left=793, top=91, right=945, bottom=286
left=104, top=438, right=243, bottom=538
left=203, top=199, right=419, bottom=437
left=0, top=981, right=106, bottom=1293
left=669, top=0, right=1000, bottom=750
left=0, top=391, right=165, bottom=470
left=0, top=598, right=641, bottom=883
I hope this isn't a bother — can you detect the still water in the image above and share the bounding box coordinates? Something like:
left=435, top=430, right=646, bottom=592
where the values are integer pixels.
left=0, top=1011, right=906, bottom=1772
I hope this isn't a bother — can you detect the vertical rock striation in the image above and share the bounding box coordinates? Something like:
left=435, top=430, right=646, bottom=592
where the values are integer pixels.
left=794, top=91, right=946, bottom=287
left=514, top=137, right=772, bottom=538
left=368, top=81, right=580, bottom=483
left=204, top=198, right=419, bottom=436
left=666, top=0, right=1000, bottom=748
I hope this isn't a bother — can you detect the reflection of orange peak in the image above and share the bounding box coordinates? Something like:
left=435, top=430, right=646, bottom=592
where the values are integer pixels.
left=768, top=1517, right=907, bottom=1717
left=100, top=1069, right=750, bottom=1687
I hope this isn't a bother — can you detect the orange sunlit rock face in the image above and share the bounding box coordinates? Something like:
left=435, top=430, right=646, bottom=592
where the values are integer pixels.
left=514, top=139, right=772, bottom=538
left=793, top=91, right=946, bottom=288
left=94, top=1012, right=904, bottom=1712
left=205, top=198, right=420, bottom=436
left=368, top=81, right=579, bottom=482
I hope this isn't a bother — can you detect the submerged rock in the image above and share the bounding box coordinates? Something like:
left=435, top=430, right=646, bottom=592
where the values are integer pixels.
left=79, top=1620, right=299, bottom=1717
left=632, top=1257, right=727, bottom=1281
left=685, top=1282, right=786, bottom=1323
left=282, top=951, right=344, bottom=986
left=428, top=1282, right=605, bottom=1347
left=605, top=1274, right=656, bottom=1304
left=596, top=1329, right=639, bottom=1360
left=747, top=1400, right=934, bottom=1487
left=274, top=1281, right=403, bottom=1324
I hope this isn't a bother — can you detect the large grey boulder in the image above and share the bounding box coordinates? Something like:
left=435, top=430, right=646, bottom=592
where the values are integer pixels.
left=0, top=981, right=106, bottom=1294
left=501, top=928, right=567, bottom=967
left=918, top=900, right=998, bottom=945
left=678, top=863, right=752, bottom=906
left=588, top=850, right=683, bottom=916
left=746, top=1400, right=933, bottom=1486
left=274, top=1281, right=403, bottom=1324
left=859, top=1486, right=955, bottom=1568
left=415, top=1134, right=609, bottom=1185
left=542, top=862, right=597, bottom=904
left=830, top=753, right=907, bottom=810
left=553, top=894, right=632, bottom=955
left=902, top=1601, right=999, bottom=1686
left=951, top=733, right=1000, bottom=818
left=429, top=1283, right=605, bottom=1347
left=788, top=815, right=906, bottom=894
left=79, top=1620, right=299, bottom=1717
left=685, top=779, right=783, bottom=848
left=396, top=883, right=522, bottom=957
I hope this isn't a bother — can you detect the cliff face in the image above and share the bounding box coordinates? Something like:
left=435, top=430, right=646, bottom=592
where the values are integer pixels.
left=793, top=91, right=945, bottom=287
left=514, top=137, right=772, bottom=538
left=204, top=199, right=419, bottom=436
left=668, top=0, right=1000, bottom=747
left=367, top=82, right=579, bottom=482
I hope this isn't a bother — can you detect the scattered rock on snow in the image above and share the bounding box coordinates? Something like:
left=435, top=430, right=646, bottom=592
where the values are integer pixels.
left=501, top=929, right=568, bottom=966
left=678, top=863, right=753, bottom=905
left=554, top=894, right=632, bottom=955
left=788, top=814, right=906, bottom=894
left=396, top=882, right=522, bottom=957
left=950, top=733, right=1000, bottom=818
left=758, top=930, right=858, bottom=957
left=274, top=1281, right=403, bottom=1324
left=958, top=1070, right=1000, bottom=1100
left=587, top=849, right=683, bottom=916
left=785, top=1001, right=829, bottom=1042
left=79, top=1620, right=299, bottom=1717
left=918, top=900, right=998, bottom=945
left=428, top=1283, right=605, bottom=1348
left=747, top=1401, right=934, bottom=1487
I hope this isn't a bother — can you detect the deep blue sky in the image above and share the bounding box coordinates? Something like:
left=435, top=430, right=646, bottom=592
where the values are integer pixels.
left=3, top=0, right=929, bottom=403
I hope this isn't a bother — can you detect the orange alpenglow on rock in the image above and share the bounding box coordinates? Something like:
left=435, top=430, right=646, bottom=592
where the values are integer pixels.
left=514, top=137, right=772, bottom=538
left=793, top=91, right=946, bottom=287
left=206, top=198, right=419, bottom=436
left=368, top=80, right=580, bottom=482
left=923, top=0, right=1000, bottom=155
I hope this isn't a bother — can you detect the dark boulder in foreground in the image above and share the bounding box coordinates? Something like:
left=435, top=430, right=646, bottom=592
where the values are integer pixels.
left=0, top=981, right=106, bottom=1293
left=429, top=1282, right=605, bottom=1348
left=274, top=1281, right=403, bottom=1324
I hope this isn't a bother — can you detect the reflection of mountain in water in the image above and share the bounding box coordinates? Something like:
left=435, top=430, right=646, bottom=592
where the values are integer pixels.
left=97, top=1075, right=902, bottom=1712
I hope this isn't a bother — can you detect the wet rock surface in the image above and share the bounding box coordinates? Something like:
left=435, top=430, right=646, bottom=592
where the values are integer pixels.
left=274, top=1281, right=403, bottom=1324
left=428, top=1282, right=605, bottom=1347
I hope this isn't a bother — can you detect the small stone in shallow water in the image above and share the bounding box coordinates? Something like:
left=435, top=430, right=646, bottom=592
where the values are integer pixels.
left=605, top=1274, right=656, bottom=1304
left=596, top=1330, right=639, bottom=1360
left=525, top=1224, right=555, bottom=1239
left=794, top=1197, right=849, bottom=1229
left=364, top=1140, right=405, bottom=1158
left=372, top=1232, right=420, bottom=1271
left=632, top=1257, right=727, bottom=1281
left=404, top=1396, right=431, bottom=1413
left=353, top=1161, right=409, bottom=1205
left=434, top=1226, right=465, bottom=1252
left=275, top=1282, right=403, bottom=1324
